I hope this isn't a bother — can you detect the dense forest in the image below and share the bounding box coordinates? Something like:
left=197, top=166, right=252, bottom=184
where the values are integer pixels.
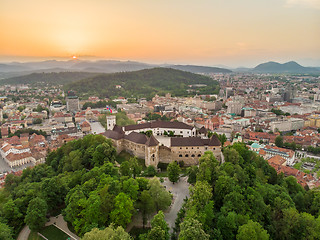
left=0, top=137, right=319, bottom=239
left=175, top=144, right=320, bottom=240
left=0, top=135, right=172, bottom=239
left=65, top=68, right=220, bottom=99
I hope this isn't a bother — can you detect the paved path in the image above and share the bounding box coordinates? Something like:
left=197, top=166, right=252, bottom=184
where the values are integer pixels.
left=162, top=176, right=190, bottom=232
left=126, top=176, right=190, bottom=233
left=46, top=214, right=80, bottom=240
left=90, top=122, right=105, bottom=134
left=17, top=225, right=30, bottom=240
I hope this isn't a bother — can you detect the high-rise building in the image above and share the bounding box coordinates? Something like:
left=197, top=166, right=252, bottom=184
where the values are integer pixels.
left=66, top=96, right=80, bottom=112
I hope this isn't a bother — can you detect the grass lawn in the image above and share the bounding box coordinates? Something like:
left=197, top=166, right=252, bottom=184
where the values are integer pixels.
left=28, top=231, right=44, bottom=240
left=39, top=225, right=70, bottom=240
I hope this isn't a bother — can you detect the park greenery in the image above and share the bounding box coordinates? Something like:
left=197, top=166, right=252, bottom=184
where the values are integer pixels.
left=82, top=100, right=117, bottom=110
left=7, top=128, right=47, bottom=138
left=271, top=108, right=290, bottom=116
left=294, top=157, right=320, bottom=177
left=178, top=144, right=320, bottom=240
left=144, top=113, right=173, bottom=122
left=0, top=134, right=172, bottom=239
left=0, top=134, right=320, bottom=239
left=99, top=112, right=135, bottom=128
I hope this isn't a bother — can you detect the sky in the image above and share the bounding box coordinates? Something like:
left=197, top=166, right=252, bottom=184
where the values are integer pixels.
left=0, top=0, right=320, bottom=67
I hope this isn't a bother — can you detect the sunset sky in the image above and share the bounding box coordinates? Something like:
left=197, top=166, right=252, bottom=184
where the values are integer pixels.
left=1, top=0, right=320, bottom=67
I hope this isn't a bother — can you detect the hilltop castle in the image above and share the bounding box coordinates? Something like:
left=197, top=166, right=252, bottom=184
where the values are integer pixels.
left=101, top=119, right=221, bottom=167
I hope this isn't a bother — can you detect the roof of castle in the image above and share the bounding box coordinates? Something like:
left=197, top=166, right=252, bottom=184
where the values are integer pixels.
left=101, top=130, right=124, bottom=140
left=171, top=135, right=221, bottom=147
left=124, top=132, right=148, bottom=144
left=124, top=121, right=194, bottom=131
left=145, top=135, right=159, bottom=147
left=113, top=125, right=125, bottom=134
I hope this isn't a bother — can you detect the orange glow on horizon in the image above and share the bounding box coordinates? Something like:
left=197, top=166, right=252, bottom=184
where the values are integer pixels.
left=0, top=0, right=319, bottom=66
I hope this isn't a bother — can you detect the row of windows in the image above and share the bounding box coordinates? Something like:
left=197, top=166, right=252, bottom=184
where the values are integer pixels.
left=180, top=147, right=200, bottom=150
left=179, top=154, right=201, bottom=158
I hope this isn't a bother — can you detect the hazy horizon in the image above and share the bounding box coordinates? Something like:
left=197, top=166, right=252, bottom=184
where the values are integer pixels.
left=1, top=0, right=320, bottom=68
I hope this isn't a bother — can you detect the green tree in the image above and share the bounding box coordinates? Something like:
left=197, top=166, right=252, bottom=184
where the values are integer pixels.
left=122, top=178, right=139, bottom=201
left=148, top=211, right=169, bottom=240
left=0, top=222, right=14, bottom=240
left=129, top=157, right=142, bottom=178
left=145, top=165, right=157, bottom=177
left=148, top=178, right=172, bottom=211
left=179, top=218, right=209, bottom=240
left=120, top=161, right=132, bottom=177
left=236, top=220, right=269, bottom=240
left=110, top=193, right=134, bottom=227
left=24, top=197, right=48, bottom=231
left=275, top=136, right=284, bottom=148
left=167, top=161, right=180, bottom=184
left=82, top=225, right=132, bottom=240
left=3, top=199, right=23, bottom=230
left=92, top=141, right=116, bottom=167
left=138, top=190, right=155, bottom=227
left=187, top=166, right=198, bottom=184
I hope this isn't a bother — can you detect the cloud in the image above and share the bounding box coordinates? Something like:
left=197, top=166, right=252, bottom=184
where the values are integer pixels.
left=285, top=0, right=320, bottom=9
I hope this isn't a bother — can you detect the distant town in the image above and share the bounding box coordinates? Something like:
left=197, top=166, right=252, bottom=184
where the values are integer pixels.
left=1, top=72, right=320, bottom=190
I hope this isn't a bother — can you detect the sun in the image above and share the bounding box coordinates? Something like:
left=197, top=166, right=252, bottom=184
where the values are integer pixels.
left=72, top=55, right=77, bottom=59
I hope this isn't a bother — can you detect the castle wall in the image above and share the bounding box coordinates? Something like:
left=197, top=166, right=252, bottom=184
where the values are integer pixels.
left=159, top=146, right=172, bottom=163
left=145, top=146, right=159, bottom=167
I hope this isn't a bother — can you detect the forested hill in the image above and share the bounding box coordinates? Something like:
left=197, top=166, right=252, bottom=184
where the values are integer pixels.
left=65, top=67, right=220, bottom=99
left=0, top=72, right=99, bottom=85
left=253, top=61, right=320, bottom=73
left=169, top=64, right=232, bottom=73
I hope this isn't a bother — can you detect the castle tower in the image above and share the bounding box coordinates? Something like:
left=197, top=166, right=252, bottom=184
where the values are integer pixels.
left=145, top=135, right=160, bottom=167
left=106, top=115, right=116, bottom=130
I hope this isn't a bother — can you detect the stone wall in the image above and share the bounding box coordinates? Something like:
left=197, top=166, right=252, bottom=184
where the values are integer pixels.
left=159, top=146, right=172, bottom=164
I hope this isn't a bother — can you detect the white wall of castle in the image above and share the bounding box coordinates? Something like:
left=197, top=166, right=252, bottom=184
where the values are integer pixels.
left=125, top=127, right=196, bottom=138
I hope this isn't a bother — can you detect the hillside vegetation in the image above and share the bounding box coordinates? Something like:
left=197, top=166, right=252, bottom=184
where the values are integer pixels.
left=176, top=143, right=320, bottom=239
left=0, top=135, right=172, bottom=238
left=65, top=68, right=220, bottom=99
left=0, top=72, right=99, bottom=85
left=253, top=61, right=319, bottom=73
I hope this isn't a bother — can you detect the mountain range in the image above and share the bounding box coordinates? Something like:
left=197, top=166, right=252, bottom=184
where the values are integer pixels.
left=0, top=60, right=231, bottom=79
left=0, top=60, right=319, bottom=80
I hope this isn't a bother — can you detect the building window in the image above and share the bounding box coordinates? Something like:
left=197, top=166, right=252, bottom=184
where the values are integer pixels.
left=180, top=147, right=182, bottom=149
left=180, top=131, right=183, bottom=133
left=213, top=147, right=216, bottom=150
left=185, top=154, right=189, bottom=157
left=191, top=154, right=195, bottom=157
left=198, top=154, right=201, bottom=157
left=179, top=154, right=182, bottom=157
left=186, top=147, right=188, bottom=149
